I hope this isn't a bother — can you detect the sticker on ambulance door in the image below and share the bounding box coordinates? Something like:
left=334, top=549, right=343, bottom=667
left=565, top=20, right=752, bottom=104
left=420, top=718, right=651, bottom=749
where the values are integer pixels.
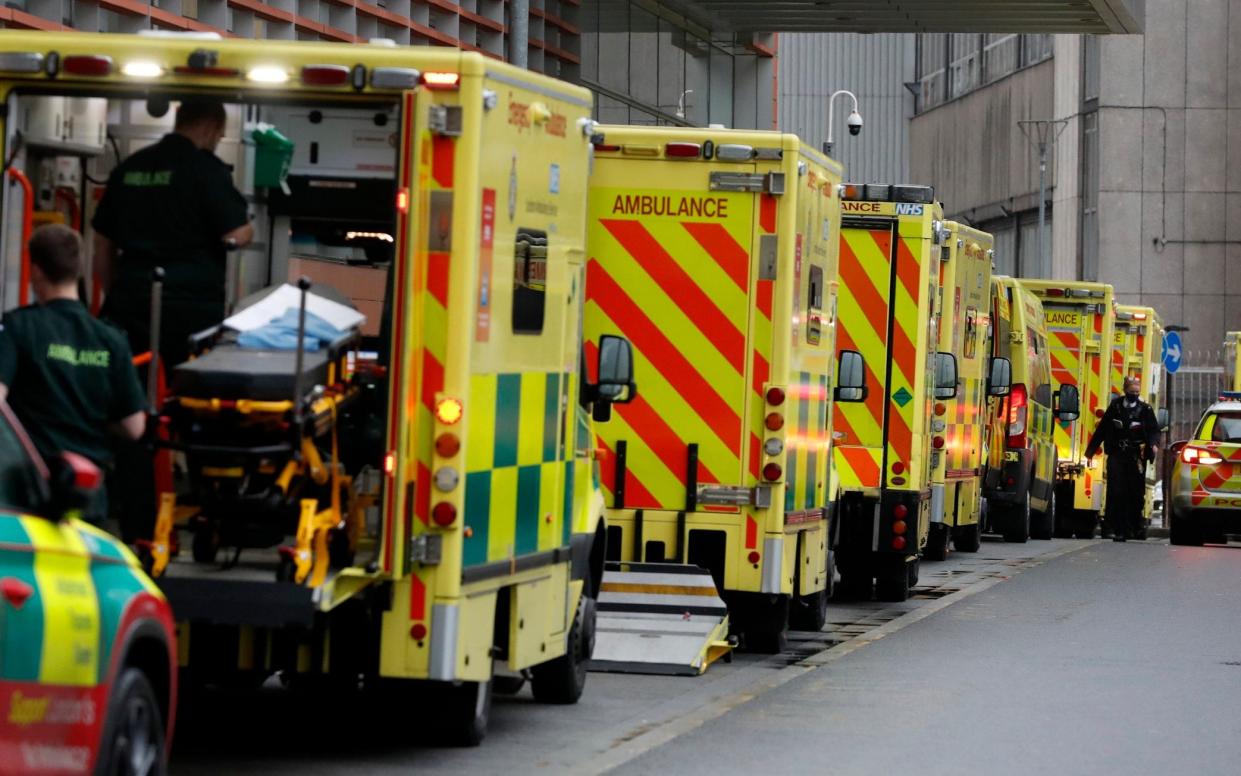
left=549, top=163, right=560, bottom=194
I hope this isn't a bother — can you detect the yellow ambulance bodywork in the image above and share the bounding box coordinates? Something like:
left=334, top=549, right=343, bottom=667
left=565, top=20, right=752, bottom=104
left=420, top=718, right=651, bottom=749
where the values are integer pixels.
left=924, top=221, right=993, bottom=558
left=1225, top=332, right=1241, bottom=392
left=0, top=32, right=621, bottom=738
left=1020, top=280, right=1115, bottom=539
left=833, top=186, right=944, bottom=602
left=584, top=125, right=850, bottom=646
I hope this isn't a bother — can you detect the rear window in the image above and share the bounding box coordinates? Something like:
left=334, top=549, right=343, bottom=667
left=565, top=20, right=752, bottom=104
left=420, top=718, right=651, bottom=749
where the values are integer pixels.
left=1203, top=412, right=1241, bottom=443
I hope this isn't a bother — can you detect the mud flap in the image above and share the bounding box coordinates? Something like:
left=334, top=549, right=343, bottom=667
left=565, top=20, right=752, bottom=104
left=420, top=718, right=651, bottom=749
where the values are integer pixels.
left=588, top=562, right=734, bottom=676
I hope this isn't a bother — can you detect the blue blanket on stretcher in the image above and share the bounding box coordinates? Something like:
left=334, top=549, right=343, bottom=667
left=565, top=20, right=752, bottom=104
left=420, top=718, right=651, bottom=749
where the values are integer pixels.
left=236, top=307, right=344, bottom=351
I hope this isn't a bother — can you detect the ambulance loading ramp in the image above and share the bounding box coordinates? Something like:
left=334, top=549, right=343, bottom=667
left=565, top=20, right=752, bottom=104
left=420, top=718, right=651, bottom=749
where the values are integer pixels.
left=590, top=562, right=734, bottom=676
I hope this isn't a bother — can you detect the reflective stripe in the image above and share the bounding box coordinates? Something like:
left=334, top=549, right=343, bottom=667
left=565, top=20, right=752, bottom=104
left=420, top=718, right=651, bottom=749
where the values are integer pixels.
left=22, top=518, right=101, bottom=686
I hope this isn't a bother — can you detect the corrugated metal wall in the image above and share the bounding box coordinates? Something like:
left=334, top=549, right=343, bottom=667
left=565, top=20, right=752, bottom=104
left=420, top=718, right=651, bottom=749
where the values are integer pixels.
left=777, top=33, right=915, bottom=184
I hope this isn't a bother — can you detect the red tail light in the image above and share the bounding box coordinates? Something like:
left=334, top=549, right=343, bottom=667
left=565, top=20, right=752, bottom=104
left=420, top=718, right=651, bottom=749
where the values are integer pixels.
left=1007, top=383, right=1028, bottom=449
left=665, top=142, right=701, bottom=158
left=432, top=502, right=457, bottom=527
left=1044, top=288, right=1066, bottom=297
left=892, top=520, right=907, bottom=535
left=409, top=623, right=427, bottom=640
left=1182, top=446, right=1223, bottom=465
left=891, top=461, right=905, bottom=475
left=893, top=504, right=908, bottom=520
left=766, top=386, right=786, bottom=406
left=301, top=64, right=350, bottom=86
left=891, top=536, right=907, bottom=551
left=762, top=463, right=783, bottom=481
left=747, top=551, right=761, bottom=564
left=765, top=412, right=784, bottom=431
left=63, top=55, right=113, bottom=77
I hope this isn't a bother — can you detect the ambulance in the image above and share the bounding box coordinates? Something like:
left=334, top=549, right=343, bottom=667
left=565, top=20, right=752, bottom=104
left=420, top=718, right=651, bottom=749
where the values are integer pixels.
left=584, top=126, right=867, bottom=655
left=983, top=276, right=1067, bottom=542
left=923, top=221, right=1003, bottom=559
left=833, top=184, right=958, bottom=602
left=1225, top=332, right=1241, bottom=391
left=0, top=31, right=633, bottom=744
left=1113, top=304, right=1166, bottom=536
left=1020, top=280, right=1111, bottom=539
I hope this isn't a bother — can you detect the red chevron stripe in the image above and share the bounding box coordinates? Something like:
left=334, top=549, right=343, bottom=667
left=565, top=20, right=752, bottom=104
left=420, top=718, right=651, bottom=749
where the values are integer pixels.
left=420, top=350, right=444, bottom=412
left=841, top=447, right=881, bottom=488
left=838, top=234, right=891, bottom=343
left=832, top=405, right=861, bottom=445
left=835, top=326, right=885, bottom=430
left=587, top=260, right=741, bottom=450
left=601, top=219, right=746, bottom=371
left=681, top=221, right=749, bottom=292
left=427, top=250, right=450, bottom=308
left=749, top=432, right=761, bottom=479
left=614, top=393, right=721, bottom=489
left=597, top=437, right=659, bottom=507
left=431, top=135, right=454, bottom=188
left=895, top=235, right=922, bottom=303
left=760, top=194, right=777, bottom=233
left=756, top=279, right=774, bottom=321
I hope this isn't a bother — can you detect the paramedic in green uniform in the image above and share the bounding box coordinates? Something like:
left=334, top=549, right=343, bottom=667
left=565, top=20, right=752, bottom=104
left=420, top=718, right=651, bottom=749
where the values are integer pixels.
left=0, top=225, right=145, bottom=524
left=92, top=98, right=254, bottom=367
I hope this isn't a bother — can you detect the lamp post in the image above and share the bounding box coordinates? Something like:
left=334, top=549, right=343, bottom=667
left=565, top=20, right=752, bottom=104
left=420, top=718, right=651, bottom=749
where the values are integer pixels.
left=823, top=89, right=863, bottom=157
left=1017, top=118, right=1068, bottom=278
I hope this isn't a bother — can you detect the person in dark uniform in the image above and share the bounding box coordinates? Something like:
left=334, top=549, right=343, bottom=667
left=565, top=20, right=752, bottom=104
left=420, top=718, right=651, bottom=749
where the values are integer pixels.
left=1085, top=376, right=1160, bottom=542
left=92, top=98, right=251, bottom=541
left=0, top=225, right=145, bottom=524
left=92, top=98, right=253, bottom=367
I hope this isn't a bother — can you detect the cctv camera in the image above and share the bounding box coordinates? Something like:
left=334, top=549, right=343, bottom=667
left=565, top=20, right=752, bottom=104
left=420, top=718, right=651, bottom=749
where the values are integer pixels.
left=847, top=111, right=863, bottom=136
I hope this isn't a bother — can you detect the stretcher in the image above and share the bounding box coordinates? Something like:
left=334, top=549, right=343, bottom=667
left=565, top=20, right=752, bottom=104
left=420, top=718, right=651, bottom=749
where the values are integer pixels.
left=147, top=278, right=376, bottom=587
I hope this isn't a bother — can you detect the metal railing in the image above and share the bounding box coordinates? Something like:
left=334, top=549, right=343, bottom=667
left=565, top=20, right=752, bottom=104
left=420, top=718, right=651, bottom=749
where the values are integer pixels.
left=1166, top=349, right=1225, bottom=443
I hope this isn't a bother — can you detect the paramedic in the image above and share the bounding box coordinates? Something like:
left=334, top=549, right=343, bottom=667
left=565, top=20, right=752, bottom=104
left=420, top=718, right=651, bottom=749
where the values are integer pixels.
left=0, top=225, right=145, bottom=524
left=92, top=98, right=253, bottom=367
left=1085, top=376, right=1160, bottom=541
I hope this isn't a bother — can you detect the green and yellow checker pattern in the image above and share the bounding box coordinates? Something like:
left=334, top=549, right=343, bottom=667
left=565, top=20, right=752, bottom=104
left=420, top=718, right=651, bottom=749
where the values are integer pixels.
left=784, top=373, right=831, bottom=513
left=463, top=371, right=574, bottom=567
left=0, top=515, right=158, bottom=686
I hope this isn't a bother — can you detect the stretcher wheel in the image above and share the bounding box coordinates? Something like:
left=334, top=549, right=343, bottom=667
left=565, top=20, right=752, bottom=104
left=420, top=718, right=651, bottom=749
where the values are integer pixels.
left=192, top=522, right=220, bottom=564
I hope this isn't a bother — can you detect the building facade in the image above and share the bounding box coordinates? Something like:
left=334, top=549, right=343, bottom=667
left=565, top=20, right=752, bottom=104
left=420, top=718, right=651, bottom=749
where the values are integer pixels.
left=910, top=3, right=1241, bottom=353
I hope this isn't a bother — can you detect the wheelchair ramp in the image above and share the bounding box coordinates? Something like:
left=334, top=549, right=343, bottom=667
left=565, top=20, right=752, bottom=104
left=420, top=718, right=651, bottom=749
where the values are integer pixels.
left=589, top=562, right=734, bottom=677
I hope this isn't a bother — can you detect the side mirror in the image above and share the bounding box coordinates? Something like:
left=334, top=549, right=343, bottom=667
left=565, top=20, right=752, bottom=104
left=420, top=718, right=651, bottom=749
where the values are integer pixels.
left=987, top=357, right=1012, bottom=397
left=934, top=352, right=958, bottom=400
left=1054, top=384, right=1081, bottom=421
left=592, top=334, right=637, bottom=422
left=834, top=350, right=868, bottom=403
left=1157, top=407, right=1170, bottom=432
left=46, top=451, right=101, bottom=518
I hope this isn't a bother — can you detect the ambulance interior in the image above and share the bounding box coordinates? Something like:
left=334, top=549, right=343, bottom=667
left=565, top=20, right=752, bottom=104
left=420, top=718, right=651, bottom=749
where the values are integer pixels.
left=0, top=89, right=405, bottom=569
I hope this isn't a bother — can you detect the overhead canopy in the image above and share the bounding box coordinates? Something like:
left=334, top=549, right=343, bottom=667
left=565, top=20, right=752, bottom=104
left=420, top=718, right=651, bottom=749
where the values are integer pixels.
left=653, top=0, right=1144, bottom=34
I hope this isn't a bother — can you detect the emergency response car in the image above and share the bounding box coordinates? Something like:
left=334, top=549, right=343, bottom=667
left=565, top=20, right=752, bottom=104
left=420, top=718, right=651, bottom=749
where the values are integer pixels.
left=983, top=276, right=1069, bottom=542
left=584, top=126, right=867, bottom=656
left=1021, top=280, right=1112, bottom=539
left=1168, top=395, right=1241, bottom=546
left=0, top=31, right=631, bottom=744
left=0, top=401, right=177, bottom=775
left=924, top=221, right=1004, bottom=559
left=1113, top=304, right=1166, bottom=537
left=833, top=184, right=958, bottom=602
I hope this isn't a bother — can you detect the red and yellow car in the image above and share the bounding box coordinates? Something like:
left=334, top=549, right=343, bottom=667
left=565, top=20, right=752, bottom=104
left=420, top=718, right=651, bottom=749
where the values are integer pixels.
left=1169, top=394, right=1241, bottom=546
left=0, top=403, right=176, bottom=774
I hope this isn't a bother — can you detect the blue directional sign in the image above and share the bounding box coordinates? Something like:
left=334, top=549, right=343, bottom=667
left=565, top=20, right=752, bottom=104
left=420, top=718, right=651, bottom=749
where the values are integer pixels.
left=1163, top=331, right=1182, bottom=374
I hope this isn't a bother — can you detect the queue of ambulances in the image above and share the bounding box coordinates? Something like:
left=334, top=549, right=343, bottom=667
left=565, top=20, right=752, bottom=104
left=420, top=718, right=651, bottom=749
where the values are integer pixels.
left=0, top=31, right=636, bottom=745
left=583, top=125, right=867, bottom=658
left=832, top=184, right=958, bottom=602
left=923, top=221, right=1006, bottom=559
left=983, top=276, right=1067, bottom=542
left=1113, top=304, right=1166, bottom=536
left=1021, top=280, right=1112, bottom=540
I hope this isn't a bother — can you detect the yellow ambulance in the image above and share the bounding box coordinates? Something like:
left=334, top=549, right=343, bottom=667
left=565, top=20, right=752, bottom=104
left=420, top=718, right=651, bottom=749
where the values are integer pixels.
left=0, top=30, right=632, bottom=745
left=1020, top=281, right=1111, bottom=539
left=924, top=221, right=1002, bottom=559
left=833, top=184, right=958, bottom=602
left=584, top=126, right=867, bottom=655
left=1114, top=304, right=1165, bottom=536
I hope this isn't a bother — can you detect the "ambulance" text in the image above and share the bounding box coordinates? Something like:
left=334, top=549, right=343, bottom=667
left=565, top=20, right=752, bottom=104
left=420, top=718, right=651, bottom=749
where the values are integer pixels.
left=611, top=195, right=729, bottom=218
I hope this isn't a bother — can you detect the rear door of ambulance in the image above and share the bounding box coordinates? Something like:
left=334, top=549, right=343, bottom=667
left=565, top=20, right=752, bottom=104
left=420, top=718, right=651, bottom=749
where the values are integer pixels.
left=585, top=155, right=763, bottom=523
left=1042, top=302, right=1096, bottom=465
left=835, top=216, right=921, bottom=495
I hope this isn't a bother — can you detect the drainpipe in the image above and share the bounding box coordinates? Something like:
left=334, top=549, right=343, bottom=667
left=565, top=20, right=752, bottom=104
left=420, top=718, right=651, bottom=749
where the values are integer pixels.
left=511, top=0, right=529, bottom=69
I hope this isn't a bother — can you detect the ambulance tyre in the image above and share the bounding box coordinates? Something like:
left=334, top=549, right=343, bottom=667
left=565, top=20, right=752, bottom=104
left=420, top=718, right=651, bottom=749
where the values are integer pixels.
left=953, top=520, right=982, bottom=553
left=530, top=595, right=594, bottom=704
left=790, top=588, right=828, bottom=632
left=834, top=566, right=872, bottom=601
left=1030, top=491, right=1055, bottom=541
left=875, top=564, right=910, bottom=602
left=1000, top=493, right=1031, bottom=543
left=97, top=667, right=167, bottom=776
left=438, top=680, right=492, bottom=747
left=740, top=595, right=790, bottom=654
left=492, top=675, right=527, bottom=695
left=1073, top=510, right=1097, bottom=540
left=924, top=523, right=950, bottom=561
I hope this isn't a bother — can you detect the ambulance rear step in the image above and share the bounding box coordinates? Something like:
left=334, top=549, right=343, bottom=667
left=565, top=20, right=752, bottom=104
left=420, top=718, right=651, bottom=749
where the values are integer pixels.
left=589, top=561, right=734, bottom=677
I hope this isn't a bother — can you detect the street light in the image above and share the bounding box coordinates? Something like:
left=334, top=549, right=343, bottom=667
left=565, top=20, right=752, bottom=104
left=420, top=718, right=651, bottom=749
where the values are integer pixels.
left=823, top=89, right=862, bottom=157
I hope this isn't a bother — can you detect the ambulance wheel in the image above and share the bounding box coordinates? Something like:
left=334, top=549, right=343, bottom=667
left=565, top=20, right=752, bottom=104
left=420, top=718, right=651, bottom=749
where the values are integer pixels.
left=953, top=520, right=982, bottom=553
left=192, top=522, right=220, bottom=564
left=96, top=667, right=167, bottom=776
left=789, top=588, right=828, bottom=632
left=1030, top=491, right=1055, bottom=541
left=492, top=675, right=527, bottom=695
left=906, top=557, right=920, bottom=588
left=437, top=680, right=492, bottom=747
left=741, top=595, right=790, bottom=654
left=834, top=568, right=872, bottom=601
left=1001, top=493, right=1031, bottom=543
left=875, top=564, right=910, bottom=602
left=531, top=595, right=594, bottom=704
left=924, top=523, right=950, bottom=561
left=1073, top=510, right=1097, bottom=540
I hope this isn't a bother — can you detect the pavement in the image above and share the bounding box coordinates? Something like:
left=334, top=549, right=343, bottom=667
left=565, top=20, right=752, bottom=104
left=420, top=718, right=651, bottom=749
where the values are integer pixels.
left=170, top=536, right=1241, bottom=775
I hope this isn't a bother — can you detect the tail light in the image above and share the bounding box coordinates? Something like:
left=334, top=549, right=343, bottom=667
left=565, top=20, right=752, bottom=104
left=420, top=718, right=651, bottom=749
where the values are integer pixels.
left=435, top=397, right=463, bottom=425
left=765, top=412, right=784, bottom=431
left=891, top=461, right=905, bottom=475
left=435, top=433, right=461, bottom=458
left=891, top=536, right=907, bottom=551
left=384, top=451, right=396, bottom=476
left=410, top=623, right=427, bottom=641
left=747, top=551, right=761, bottom=564
left=1007, top=383, right=1028, bottom=448
left=1182, top=446, right=1223, bottom=466
left=893, top=504, right=908, bottom=520
left=432, top=502, right=457, bottom=527
left=63, top=55, right=113, bottom=77
left=665, top=142, right=701, bottom=158
left=934, top=402, right=947, bottom=416
left=766, top=386, right=786, bottom=406
left=301, top=64, right=351, bottom=86
left=1094, top=408, right=1105, bottom=419
left=892, top=520, right=907, bottom=535
left=762, top=463, right=783, bottom=481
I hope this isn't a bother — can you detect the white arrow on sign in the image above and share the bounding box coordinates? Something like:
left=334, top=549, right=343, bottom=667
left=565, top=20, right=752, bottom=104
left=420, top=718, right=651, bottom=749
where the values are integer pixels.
left=1167, top=343, right=1181, bottom=362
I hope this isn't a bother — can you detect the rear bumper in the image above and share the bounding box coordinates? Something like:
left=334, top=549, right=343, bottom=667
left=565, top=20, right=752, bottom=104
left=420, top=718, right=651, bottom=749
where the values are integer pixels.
left=985, top=449, right=1034, bottom=506
left=836, top=489, right=921, bottom=561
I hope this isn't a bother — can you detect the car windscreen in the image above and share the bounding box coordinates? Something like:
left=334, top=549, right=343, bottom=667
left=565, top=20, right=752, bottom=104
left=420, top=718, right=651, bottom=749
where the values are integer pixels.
left=0, top=412, right=46, bottom=513
left=1207, top=412, right=1241, bottom=443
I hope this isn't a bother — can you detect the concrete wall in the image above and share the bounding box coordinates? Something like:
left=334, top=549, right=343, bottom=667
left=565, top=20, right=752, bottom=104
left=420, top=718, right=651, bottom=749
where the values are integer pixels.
left=1051, top=34, right=1083, bottom=281
left=1092, top=0, right=1241, bottom=352
left=776, top=33, right=914, bottom=184
left=908, top=59, right=1055, bottom=219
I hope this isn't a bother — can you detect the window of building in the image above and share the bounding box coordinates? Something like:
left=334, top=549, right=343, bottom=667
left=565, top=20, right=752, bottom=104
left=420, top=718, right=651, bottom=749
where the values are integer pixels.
left=1083, top=35, right=1101, bottom=104
left=513, top=228, right=548, bottom=334
left=915, top=32, right=1054, bottom=114
left=948, top=34, right=981, bottom=99
left=983, top=34, right=1019, bottom=83
left=917, top=34, right=948, bottom=111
